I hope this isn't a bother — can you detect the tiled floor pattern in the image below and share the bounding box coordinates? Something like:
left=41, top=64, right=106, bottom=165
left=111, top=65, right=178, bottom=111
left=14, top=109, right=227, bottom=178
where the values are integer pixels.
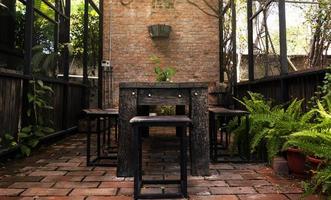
left=0, top=133, right=325, bottom=200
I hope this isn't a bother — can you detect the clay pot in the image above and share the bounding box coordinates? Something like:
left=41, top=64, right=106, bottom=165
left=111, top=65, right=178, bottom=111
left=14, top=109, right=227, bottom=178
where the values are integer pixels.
left=287, top=148, right=306, bottom=175
left=307, top=156, right=324, bottom=170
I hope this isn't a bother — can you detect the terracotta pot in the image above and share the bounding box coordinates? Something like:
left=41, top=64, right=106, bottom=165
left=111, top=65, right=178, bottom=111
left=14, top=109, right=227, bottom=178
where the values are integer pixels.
left=307, top=156, right=324, bottom=170
left=287, top=148, right=306, bottom=175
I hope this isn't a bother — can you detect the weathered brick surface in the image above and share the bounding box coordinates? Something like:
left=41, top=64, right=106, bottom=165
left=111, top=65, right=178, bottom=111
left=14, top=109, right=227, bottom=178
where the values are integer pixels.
left=0, top=134, right=322, bottom=199
left=103, top=0, right=219, bottom=106
left=21, top=188, right=71, bottom=196
left=70, top=188, right=117, bottom=196
left=0, top=188, right=24, bottom=196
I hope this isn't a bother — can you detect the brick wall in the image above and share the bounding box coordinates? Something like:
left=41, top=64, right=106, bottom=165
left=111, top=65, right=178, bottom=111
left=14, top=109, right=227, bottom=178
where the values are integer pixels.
left=103, top=0, right=219, bottom=107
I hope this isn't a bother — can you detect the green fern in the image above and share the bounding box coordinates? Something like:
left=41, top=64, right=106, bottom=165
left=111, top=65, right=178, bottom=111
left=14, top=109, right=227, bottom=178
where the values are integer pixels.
left=230, top=92, right=309, bottom=161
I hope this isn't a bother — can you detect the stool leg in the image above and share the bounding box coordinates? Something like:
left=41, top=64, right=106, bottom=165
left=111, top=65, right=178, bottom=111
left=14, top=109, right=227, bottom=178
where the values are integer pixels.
left=209, top=111, right=213, bottom=160
left=213, top=117, right=218, bottom=162
left=107, top=117, right=111, bottom=148
left=180, top=126, right=188, bottom=198
left=97, top=118, right=101, bottom=159
left=115, top=117, right=118, bottom=143
left=102, top=118, right=106, bottom=148
left=87, top=117, right=91, bottom=166
left=133, top=125, right=139, bottom=199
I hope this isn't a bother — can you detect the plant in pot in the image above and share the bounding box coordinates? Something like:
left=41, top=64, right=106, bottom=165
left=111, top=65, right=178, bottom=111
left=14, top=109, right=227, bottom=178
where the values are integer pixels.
left=284, top=95, right=331, bottom=172
left=230, top=92, right=311, bottom=174
left=150, top=55, right=176, bottom=82
left=150, top=55, right=176, bottom=115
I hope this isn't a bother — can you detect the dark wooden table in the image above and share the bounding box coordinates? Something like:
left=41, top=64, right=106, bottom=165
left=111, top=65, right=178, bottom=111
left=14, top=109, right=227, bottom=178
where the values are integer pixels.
left=208, top=107, right=250, bottom=162
left=117, top=82, right=209, bottom=177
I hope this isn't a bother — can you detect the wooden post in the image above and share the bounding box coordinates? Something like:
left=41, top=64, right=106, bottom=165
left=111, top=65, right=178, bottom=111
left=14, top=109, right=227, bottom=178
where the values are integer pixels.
left=278, top=0, right=288, bottom=102
left=60, top=0, right=71, bottom=129
left=98, top=0, right=104, bottom=109
left=82, top=0, right=89, bottom=108
left=21, top=0, right=34, bottom=127
left=247, top=0, right=254, bottom=81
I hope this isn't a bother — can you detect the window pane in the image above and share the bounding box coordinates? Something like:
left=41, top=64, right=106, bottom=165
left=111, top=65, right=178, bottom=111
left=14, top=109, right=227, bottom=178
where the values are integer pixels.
left=32, top=12, right=58, bottom=77
left=0, top=0, right=25, bottom=72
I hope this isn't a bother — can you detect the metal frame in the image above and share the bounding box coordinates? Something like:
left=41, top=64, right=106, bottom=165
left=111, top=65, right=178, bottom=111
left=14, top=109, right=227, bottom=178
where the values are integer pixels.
left=246, top=0, right=320, bottom=100
left=0, top=0, right=103, bottom=129
left=82, top=0, right=103, bottom=109
left=1, top=0, right=103, bottom=103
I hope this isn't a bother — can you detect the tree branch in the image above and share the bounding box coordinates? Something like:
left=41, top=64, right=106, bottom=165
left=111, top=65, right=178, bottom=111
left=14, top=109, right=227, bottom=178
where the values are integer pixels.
left=187, top=0, right=219, bottom=18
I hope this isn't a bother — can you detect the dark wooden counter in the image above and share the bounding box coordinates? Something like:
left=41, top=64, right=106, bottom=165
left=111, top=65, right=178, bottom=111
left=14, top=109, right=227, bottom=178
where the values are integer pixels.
left=117, top=82, right=209, bottom=177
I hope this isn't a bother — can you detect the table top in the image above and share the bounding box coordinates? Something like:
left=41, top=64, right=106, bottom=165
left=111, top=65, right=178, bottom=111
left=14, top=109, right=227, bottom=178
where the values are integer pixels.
left=208, top=106, right=249, bottom=116
left=119, top=82, right=208, bottom=89
left=83, top=108, right=119, bottom=116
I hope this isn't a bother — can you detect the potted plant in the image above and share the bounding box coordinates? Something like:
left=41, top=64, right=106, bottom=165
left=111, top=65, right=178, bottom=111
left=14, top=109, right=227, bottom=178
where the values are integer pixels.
left=230, top=93, right=311, bottom=174
left=150, top=55, right=176, bottom=82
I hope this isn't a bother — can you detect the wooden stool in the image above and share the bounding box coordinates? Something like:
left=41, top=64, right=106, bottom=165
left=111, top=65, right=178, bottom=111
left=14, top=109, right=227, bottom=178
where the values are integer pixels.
left=130, top=116, right=191, bottom=199
left=209, top=107, right=250, bottom=162
left=83, top=108, right=118, bottom=167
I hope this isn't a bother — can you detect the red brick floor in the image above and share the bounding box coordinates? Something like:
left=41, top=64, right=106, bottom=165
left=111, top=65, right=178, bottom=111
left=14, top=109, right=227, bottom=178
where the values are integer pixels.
left=0, top=133, right=325, bottom=200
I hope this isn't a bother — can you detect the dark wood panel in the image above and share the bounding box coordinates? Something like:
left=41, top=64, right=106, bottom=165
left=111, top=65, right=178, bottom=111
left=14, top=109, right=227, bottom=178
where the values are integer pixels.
left=138, top=89, right=189, bottom=106
left=0, top=77, right=22, bottom=139
left=236, top=71, right=326, bottom=108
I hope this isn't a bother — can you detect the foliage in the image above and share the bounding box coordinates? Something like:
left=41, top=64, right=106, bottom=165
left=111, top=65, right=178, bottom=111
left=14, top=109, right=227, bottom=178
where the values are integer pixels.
left=150, top=55, right=176, bottom=82
left=306, top=0, right=331, bottom=68
left=1, top=80, right=55, bottom=156
left=303, top=165, right=331, bottom=197
left=230, top=92, right=310, bottom=161
left=19, top=79, right=55, bottom=156
left=309, top=66, right=331, bottom=109
left=0, top=133, right=18, bottom=150
left=283, top=87, right=331, bottom=196
left=159, top=106, right=176, bottom=115
left=71, top=3, right=100, bottom=74
left=283, top=94, right=331, bottom=157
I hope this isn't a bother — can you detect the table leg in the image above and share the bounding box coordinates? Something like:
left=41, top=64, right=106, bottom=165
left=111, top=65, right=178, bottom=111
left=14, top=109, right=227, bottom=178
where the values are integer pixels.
left=97, top=117, right=101, bottom=158
left=87, top=116, right=91, bottom=166
left=190, top=89, right=209, bottom=176
left=117, top=88, right=138, bottom=177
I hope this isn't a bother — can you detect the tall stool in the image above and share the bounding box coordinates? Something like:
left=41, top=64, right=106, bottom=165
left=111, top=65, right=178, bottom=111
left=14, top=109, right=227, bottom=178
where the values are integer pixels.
left=130, top=116, right=191, bottom=199
left=83, top=108, right=118, bottom=166
left=209, top=107, right=250, bottom=162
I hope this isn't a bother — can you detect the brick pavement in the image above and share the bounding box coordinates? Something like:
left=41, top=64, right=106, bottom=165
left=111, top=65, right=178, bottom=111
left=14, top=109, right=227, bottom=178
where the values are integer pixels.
left=0, top=133, right=325, bottom=200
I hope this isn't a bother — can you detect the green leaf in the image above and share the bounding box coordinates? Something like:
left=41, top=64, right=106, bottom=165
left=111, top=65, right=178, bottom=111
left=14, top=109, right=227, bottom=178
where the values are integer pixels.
left=34, top=130, right=45, bottom=137
left=37, top=80, right=44, bottom=87
left=18, top=132, right=30, bottom=138
left=4, top=133, right=14, bottom=141
left=21, top=126, right=32, bottom=133
left=27, top=139, right=39, bottom=148
left=20, top=145, right=31, bottom=156
left=42, top=127, right=55, bottom=133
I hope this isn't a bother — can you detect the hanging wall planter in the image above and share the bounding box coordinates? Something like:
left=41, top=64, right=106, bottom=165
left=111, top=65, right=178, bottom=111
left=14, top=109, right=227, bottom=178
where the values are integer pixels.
left=148, top=24, right=172, bottom=39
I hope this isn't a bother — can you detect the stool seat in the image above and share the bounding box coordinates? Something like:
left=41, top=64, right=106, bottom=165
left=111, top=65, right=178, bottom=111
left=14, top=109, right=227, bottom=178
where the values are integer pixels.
left=130, top=115, right=191, bottom=125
